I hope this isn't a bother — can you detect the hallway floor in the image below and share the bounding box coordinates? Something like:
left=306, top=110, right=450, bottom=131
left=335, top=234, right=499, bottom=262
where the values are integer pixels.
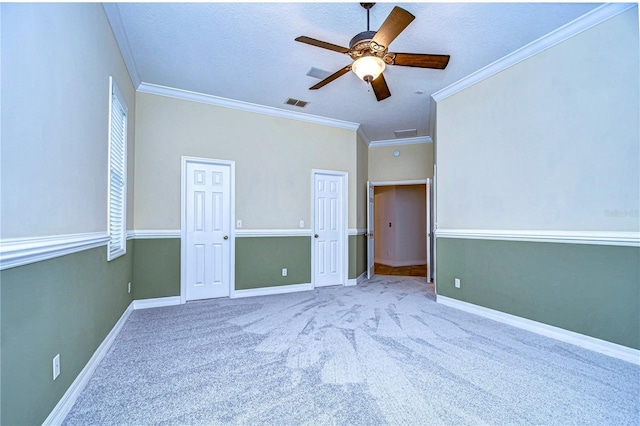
left=374, top=262, right=427, bottom=277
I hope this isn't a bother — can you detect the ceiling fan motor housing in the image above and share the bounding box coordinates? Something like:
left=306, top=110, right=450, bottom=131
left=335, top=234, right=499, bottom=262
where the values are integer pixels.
left=349, top=30, right=377, bottom=49
left=349, top=31, right=387, bottom=60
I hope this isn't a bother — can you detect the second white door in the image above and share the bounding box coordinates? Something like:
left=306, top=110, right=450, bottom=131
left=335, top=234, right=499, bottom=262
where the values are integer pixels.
left=184, top=160, right=231, bottom=300
left=313, top=172, right=345, bottom=287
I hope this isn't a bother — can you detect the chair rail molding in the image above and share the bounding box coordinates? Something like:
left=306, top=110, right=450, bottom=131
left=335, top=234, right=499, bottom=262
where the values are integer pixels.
left=235, top=229, right=313, bottom=237
left=0, top=232, right=110, bottom=270
left=435, top=229, right=640, bottom=247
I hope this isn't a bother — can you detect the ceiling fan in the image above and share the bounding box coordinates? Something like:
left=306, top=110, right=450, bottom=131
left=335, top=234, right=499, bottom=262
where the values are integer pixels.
left=295, top=3, right=450, bottom=101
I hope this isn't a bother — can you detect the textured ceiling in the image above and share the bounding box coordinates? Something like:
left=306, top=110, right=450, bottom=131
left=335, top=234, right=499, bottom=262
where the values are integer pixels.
left=108, top=2, right=601, bottom=143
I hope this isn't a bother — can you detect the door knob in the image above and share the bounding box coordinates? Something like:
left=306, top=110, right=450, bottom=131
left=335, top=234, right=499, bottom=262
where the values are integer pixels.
left=314, top=234, right=319, bottom=238
left=224, top=235, right=229, bottom=240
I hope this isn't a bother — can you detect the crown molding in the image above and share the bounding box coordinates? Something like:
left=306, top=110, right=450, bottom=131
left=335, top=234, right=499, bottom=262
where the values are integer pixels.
left=137, top=83, right=361, bottom=132
left=432, top=3, right=636, bottom=103
left=102, top=3, right=141, bottom=88
left=369, top=136, right=432, bottom=148
left=435, top=229, right=640, bottom=247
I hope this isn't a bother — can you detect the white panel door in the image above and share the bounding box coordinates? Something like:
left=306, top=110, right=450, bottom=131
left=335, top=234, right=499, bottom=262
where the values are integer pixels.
left=367, top=182, right=375, bottom=279
left=314, top=173, right=344, bottom=287
left=185, top=161, right=231, bottom=300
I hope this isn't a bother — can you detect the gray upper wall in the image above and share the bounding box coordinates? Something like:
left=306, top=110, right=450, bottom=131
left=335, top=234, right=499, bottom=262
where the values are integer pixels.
left=133, top=92, right=359, bottom=230
left=435, top=6, right=639, bottom=233
left=1, top=3, right=137, bottom=239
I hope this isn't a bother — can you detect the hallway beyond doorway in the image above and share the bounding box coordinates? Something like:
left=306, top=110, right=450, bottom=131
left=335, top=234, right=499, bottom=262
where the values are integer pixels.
left=374, top=262, right=427, bottom=278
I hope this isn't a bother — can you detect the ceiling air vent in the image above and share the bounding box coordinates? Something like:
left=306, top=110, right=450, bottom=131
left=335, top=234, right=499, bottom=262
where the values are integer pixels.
left=306, top=67, right=332, bottom=80
left=394, top=129, right=418, bottom=138
left=285, top=98, right=309, bottom=108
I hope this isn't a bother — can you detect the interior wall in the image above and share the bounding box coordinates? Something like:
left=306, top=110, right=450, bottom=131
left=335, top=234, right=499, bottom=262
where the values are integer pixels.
left=374, top=185, right=427, bottom=266
left=134, top=92, right=358, bottom=231
left=374, top=186, right=396, bottom=263
left=368, top=142, right=433, bottom=182
left=395, top=185, right=427, bottom=263
left=434, top=6, right=639, bottom=349
left=356, top=132, right=369, bottom=230
left=436, top=8, right=639, bottom=232
left=1, top=2, right=136, bottom=238
left=0, top=4, right=136, bottom=424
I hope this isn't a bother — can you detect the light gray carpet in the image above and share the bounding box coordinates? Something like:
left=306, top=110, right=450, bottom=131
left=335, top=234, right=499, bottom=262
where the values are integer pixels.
left=63, top=276, right=639, bottom=425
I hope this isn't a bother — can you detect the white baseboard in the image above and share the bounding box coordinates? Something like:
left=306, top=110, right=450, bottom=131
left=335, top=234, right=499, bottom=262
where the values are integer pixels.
left=347, top=272, right=368, bottom=286
left=349, top=272, right=367, bottom=286
left=231, top=283, right=313, bottom=299
left=437, top=296, right=640, bottom=365
left=374, top=259, right=427, bottom=267
left=346, top=278, right=357, bottom=286
left=132, top=296, right=181, bottom=310
left=43, top=301, right=134, bottom=426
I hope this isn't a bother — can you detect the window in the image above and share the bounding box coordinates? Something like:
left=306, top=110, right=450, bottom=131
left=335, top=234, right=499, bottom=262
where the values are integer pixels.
left=107, top=76, right=127, bottom=261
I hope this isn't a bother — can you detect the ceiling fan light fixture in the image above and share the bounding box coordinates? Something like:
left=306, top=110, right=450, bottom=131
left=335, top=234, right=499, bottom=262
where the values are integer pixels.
left=352, top=55, right=385, bottom=83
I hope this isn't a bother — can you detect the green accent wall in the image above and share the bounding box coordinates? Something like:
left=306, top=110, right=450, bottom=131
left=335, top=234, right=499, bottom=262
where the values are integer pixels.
left=133, top=238, right=181, bottom=299
left=235, top=237, right=311, bottom=290
left=349, top=234, right=367, bottom=279
left=0, top=242, right=133, bottom=425
left=436, top=238, right=640, bottom=349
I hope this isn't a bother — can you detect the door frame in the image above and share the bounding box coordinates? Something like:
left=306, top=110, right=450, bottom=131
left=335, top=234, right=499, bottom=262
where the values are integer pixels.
left=311, top=169, right=348, bottom=288
left=180, top=156, right=236, bottom=304
left=367, top=181, right=374, bottom=279
left=368, top=179, right=432, bottom=281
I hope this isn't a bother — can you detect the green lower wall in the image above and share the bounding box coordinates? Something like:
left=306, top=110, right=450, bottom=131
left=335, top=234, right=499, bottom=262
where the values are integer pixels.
left=133, top=238, right=181, bottom=299
left=0, top=241, right=133, bottom=425
left=349, top=234, right=367, bottom=279
left=133, top=235, right=364, bottom=296
left=436, top=238, right=640, bottom=349
left=236, top=237, right=311, bottom=289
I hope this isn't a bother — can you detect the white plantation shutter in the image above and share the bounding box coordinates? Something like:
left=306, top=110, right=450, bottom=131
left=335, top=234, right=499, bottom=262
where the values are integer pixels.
left=108, top=77, right=127, bottom=260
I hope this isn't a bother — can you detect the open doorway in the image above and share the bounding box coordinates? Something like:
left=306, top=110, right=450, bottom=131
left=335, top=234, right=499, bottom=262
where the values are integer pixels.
left=368, top=182, right=433, bottom=281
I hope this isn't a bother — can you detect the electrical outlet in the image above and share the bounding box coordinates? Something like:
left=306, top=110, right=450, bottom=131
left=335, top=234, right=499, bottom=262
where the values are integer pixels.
left=53, top=354, right=60, bottom=380
left=128, top=282, right=131, bottom=294
left=299, top=220, right=304, bottom=228
left=455, top=278, right=461, bottom=289
left=236, top=219, right=242, bottom=228
left=282, top=268, right=288, bottom=277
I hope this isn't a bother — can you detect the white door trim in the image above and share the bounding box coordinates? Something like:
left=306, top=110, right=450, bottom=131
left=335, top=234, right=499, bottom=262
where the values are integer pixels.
left=180, top=156, right=235, bottom=304
left=433, top=164, right=438, bottom=295
left=366, top=181, right=374, bottom=279
left=311, top=169, right=348, bottom=288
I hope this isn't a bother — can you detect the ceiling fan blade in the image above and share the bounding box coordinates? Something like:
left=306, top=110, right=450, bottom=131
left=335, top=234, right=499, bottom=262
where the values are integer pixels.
left=371, top=6, right=415, bottom=49
left=295, top=36, right=349, bottom=54
left=309, top=65, right=352, bottom=90
left=370, top=73, right=391, bottom=101
left=388, top=53, right=450, bottom=69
